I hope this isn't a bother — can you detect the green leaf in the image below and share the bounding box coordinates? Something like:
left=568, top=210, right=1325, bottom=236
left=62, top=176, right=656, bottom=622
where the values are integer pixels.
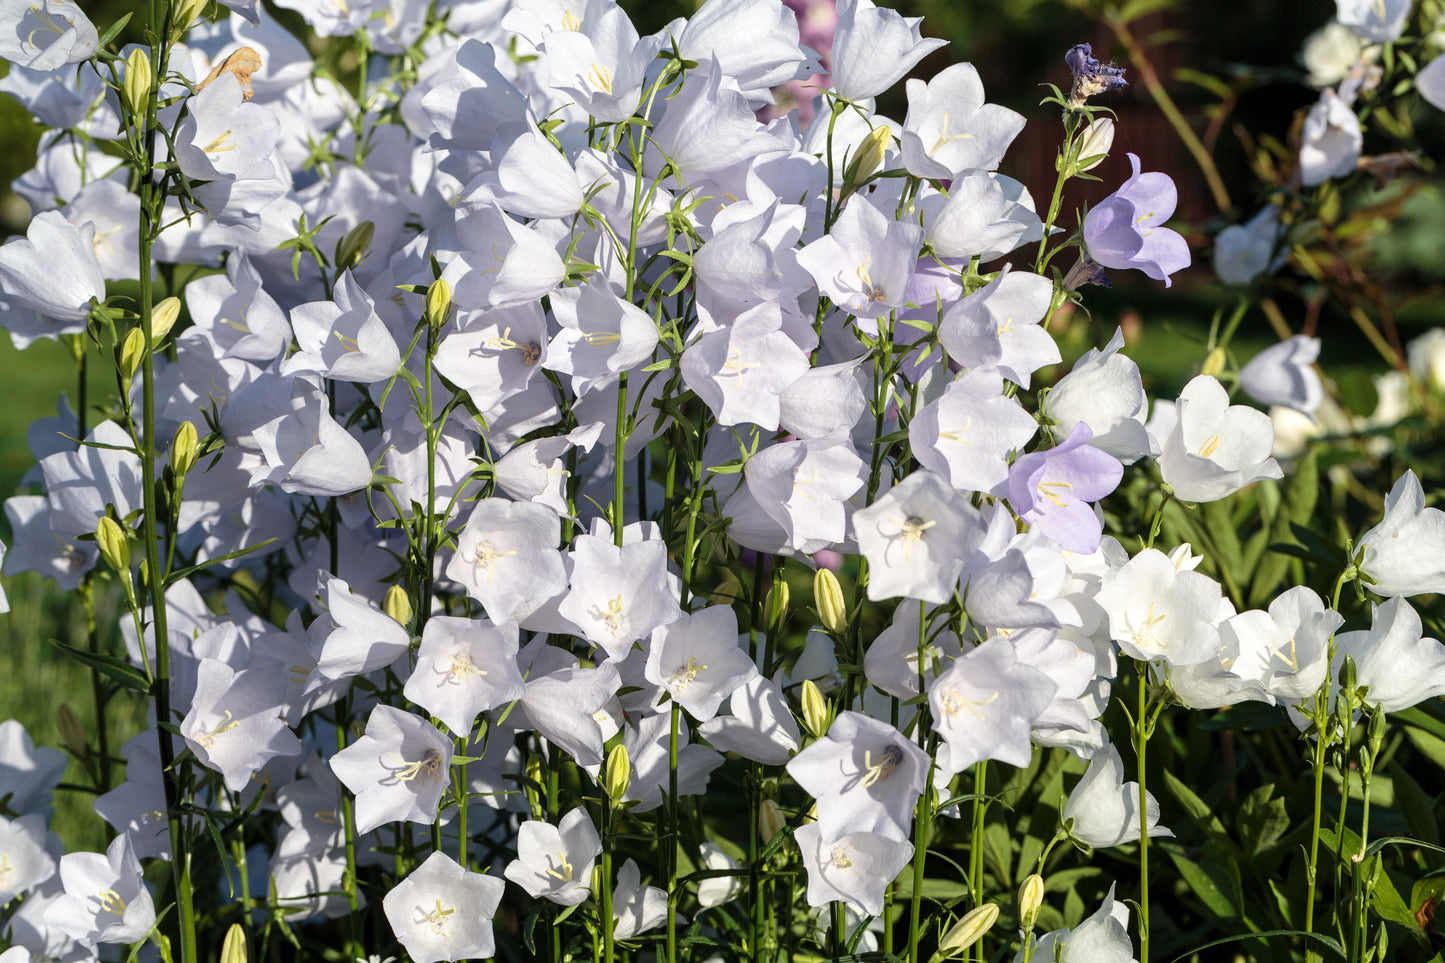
left=47, top=639, right=150, bottom=695
left=1387, top=760, right=1439, bottom=847
left=1238, top=784, right=1291, bottom=857
left=1372, top=868, right=1422, bottom=936
left=1201, top=499, right=1242, bottom=574
left=1163, top=929, right=1345, bottom=963
left=97, top=12, right=133, bottom=48
left=1248, top=449, right=1319, bottom=607
left=1162, top=768, right=1227, bottom=835
left=1161, top=842, right=1241, bottom=921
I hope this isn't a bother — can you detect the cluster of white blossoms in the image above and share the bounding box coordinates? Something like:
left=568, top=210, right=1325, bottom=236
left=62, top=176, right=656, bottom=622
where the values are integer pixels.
left=0, top=0, right=1442, bottom=961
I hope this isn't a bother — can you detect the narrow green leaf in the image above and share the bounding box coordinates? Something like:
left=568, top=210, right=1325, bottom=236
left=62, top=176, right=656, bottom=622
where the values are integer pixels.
left=47, top=638, right=150, bottom=695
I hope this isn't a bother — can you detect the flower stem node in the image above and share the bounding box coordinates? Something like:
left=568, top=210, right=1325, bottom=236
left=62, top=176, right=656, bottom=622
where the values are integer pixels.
left=604, top=743, right=631, bottom=806
left=122, top=49, right=152, bottom=119
left=814, top=568, right=847, bottom=637
left=931, top=902, right=999, bottom=961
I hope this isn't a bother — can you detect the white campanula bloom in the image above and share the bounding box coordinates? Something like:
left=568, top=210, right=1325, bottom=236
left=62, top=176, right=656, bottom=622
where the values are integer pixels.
left=403, top=616, right=526, bottom=736
left=175, top=73, right=279, bottom=182
left=482, top=121, right=588, bottom=220
left=794, top=822, right=913, bottom=916
left=445, top=498, right=568, bottom=625
left=0, top=813, right=55, bottom=902
left=1239, top=335, right=1323, bottom=419
left=1336, top=0, right=1411, bottom=43
left=697, top=674, right=802, bottom=765
left=683, top=303, right=811, bottom=430
left=184, top=252, right=291, bottom=362
left=42, top=834, right=155, bottom=947
left=1299, top=88, right=1362, bottom=186
left=0, top=0, right=98, bottom=70
left=938, top=266, right=1060, bottom=389
left=1021, top=884, right=1135, bottom=963
left=557, top=532, right=682, bottom=660
left=507, top=640, right=621, bottom=769
left=505, top=807, right=601, bottom=906
left=1356, top=470, right=1445, bottom=597
left=742, top=433, right=866, bottom=554
left=546, top=278, right=660, bottom=397
left=442, top=203, right=567, bottom=311
left=929, top=636, right=1058, bottom=774
left=644, top=605, right=758, bottom=722
left=248, top=375, right=374, bottom=497
left=909, top=367, right=1039, bottom=497
left=1214, top=204, right=1287, bottom=287
left=787, top=711, right=930, bottom=841
left=281, top=271, right=400, bottom=384
left=1157, top=375, right=1283, bottom=502
left=434, top=303, right=549, bottom=412
left=900, top=62, right=1024, bottom=180
left=646, top=60, right=792, bottom=178
left=1335, top=596, right=1445, bottom=712
left=830, top=0, right=946, bottom=103
left=1047, top=328, right=1156, bottom=464
left=678, top=0, right=816, bottom=98
left=796, top=193, right=922, bottom=321
left=308, top=577, right=411, bottom=688
left=383, top=851, right=504, bottom=963
left=921, top=171, right=1043, bottom=262
left=613, top=858, right=668, bottom=939
left=330, top=706, right=454, bottom=835
left=854, top=470, right=988, bottom=603
left=61, top=180, right=138, bottom=283
left=93, top=732, right=171, bottom=861
left=697, top=841, right=743, bottom=908
left=543, top=1, right=661, bottom=121
left=1062, top=742, right=1171, bottom=849
left=417, top=39, right=529, bottom=153
left=270, top=847, right=353, bottom=921
left=863, top=601, right=960, bottom=700
left=181, top=657, right=302, bottom=792
left=1095, top=547, right=1224, bottom=667
left=621, top=711, right=724, bottom=811
left=0, top=209, right=104, bottom=330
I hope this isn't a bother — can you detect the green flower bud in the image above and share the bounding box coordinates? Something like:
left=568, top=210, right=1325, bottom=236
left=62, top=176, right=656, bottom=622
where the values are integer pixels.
left=1018, top=874, right=1045, bottom=930
left=383, top=584, right=413, bottom=628
left=150, top=296, right=181, bottom=341
left=58, top=704, right=88, bottom=760
left=758, top=798, right=786, bottom=841
left=814, top=567, right=847, bottom=636
left=173, top=0, right=210, bottom=37
left=335, top=221, right=375, bottom=273
left=932, top=903, right=999, bottom=961
left=767, top=579, right=789, bottom=628
left=96, top=516, right=131, bottom=573
left=841, top=123, right=892, bottom=196
left=425, top=278, right=453, bottom=332
left=170, top=421, right=199, bottom=479
left=1201, top=346, right=1227, bottom=378
left=123, top=49, right=152, bottom=118
left=800, top=679, right=829, bottom=740
left=605, top=743, right=631, bottom=805
left=119, top=327, right=145, bottom=384
left=220, top=923, right=247, bottom=963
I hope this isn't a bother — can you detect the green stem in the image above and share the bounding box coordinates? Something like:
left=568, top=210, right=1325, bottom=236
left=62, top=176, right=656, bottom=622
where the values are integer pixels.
left=1303, top=702, right=1330, bottom=961
left=667, top=705, right=680, bottom=963
left=1136, top=661, right=1151, bottom=963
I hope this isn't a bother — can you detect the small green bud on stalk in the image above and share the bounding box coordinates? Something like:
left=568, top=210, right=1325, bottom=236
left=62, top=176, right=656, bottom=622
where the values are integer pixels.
left=150, top=296, right=182, bottom=341
left=800, top=679, right=829, bottom=740
left=1018, top=873, right=1045, bottom=930
left=383, top=584, right=413, bottom=628
left=335, top=221, right=375, bottom=272
left=122, top=49, right=152, bottom=118
left=604, top=744, right=631, bottom=806
left=57, top=704, right=88, bottom=760
left=173, top=0, right=210, bottom=37
left=170, top=421, right=199, bottom=479
left=96, top=516, right=130, bottom=573
left=220, top=923, right=247, bottom=963
left=841, top=123, right=892, bottom=196
left=759, top=798, right=786, bottom=841
left=767, top=579, right=789, bottom=628
left=1201, top=346, right=1227, bottom=378
left=425, top=278, right=452, bottom=332
left=119, top=327, right=145, bottom=384
left=931, top=903, right=999, bottom=961
left=814, top=567, right=846, bottom=636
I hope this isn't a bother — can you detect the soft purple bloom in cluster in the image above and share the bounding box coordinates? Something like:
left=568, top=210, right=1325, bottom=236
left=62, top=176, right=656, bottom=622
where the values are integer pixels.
left=1083, top=153, right=1191, bottom=286
left=1007, top=424, right=1124, bottom=553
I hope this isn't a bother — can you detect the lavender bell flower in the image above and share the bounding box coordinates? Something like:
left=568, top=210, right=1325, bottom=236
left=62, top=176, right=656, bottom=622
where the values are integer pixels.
left=1064, top=43, right=1127, bottom=108
left=1007, top=423, right=1123, bottom=554
left=1083, top=153, right=1191, bottom=286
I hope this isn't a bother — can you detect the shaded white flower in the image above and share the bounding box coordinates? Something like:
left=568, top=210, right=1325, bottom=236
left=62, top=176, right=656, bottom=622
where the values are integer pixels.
left=504, top=808, right=600, bottom=907
left=1336, top=596, right=1445, bottom=712
left=330, top=707, right=453, bottom=835
left=42, top=834, right=155, bottom=947
left=795, top=822, right=913, bottom=917
left=1062, top=743, right=1171, bottom=849
left=1356, top=470, right=1445, bottom=597
left=383, top=851, right=504, bottom=963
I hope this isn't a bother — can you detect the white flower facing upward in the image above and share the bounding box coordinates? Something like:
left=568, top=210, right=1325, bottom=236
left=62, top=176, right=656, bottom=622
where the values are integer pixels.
left=794, top=822, right=914, bottom=917
left=42, top=834, right=155, bottom=947
left=853, top=470, right=988, bottom=603
left=383, top=851, right=504, bottom=963
left=504, top=807, right=601, bottom=907
left=1062, top=742, right=1172, bottom=849
left=1095, top=547, right=1225, bottom=668
left=1356, top=471, right=1445, bottom=597
left=643, top=605, right=758, bottom=722
left=1157, top=375, right=1283, bottom=502
left=330, top=706, right=454, bottom=835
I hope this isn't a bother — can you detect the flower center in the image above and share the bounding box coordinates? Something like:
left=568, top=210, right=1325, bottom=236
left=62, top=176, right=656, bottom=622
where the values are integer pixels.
left=96, top=887, right=128, bottom=915
left=859, top=744, right=904, bottom=788
left=669, top=656, right=708, bottom=691
left=195, top=709, right=242, bottom=749
left=937, top=686, right=999, bottom=721
left=389, top=748, right=444, bottom=784
left=545, top=851, right=576, bottom=882
left=418, top=898, right=456, bottom=937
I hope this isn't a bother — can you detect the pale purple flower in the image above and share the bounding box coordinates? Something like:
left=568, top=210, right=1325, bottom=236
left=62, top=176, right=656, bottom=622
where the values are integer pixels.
left=1083, top=153, right=1190, bottom=287
left=1007, top=424, right=1123, bottom=554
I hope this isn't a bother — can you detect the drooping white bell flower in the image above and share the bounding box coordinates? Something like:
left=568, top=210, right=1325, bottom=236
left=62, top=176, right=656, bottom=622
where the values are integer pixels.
left=0, top=210, right=105, bottom=329
left=1022, top=884, right=1136, bottom=963
left=0, top=719, right=67, bottom=815
left=1239, top=335, right=1323, bottom=419
left=1046, top=328, right=1156, bottom=464
left=1222, top=586, right=1342, bottom=704
left=697, top=675, right=802, bottom=765
left=797, top=193, right=923, bottom=321
left=557, top=532, right=682, bottom=661
left=0, top=813, right=55, bottom=902
left=621, top=711, right=724, bottom=812
left=1062, top=742, right=1172, bottom=849
left=1356, top=471, right=1445, bottom=597
left=0, top=0, right=98, bottom=70
left=613, top=858, right=668, bottom=939
left=281, top=270, right=400, bottom=384
left=1299, top=87, right=1362, bottom=186
left=909, top=367, right=1039, bottom=496
left=383, top=851, right=505, bottom=963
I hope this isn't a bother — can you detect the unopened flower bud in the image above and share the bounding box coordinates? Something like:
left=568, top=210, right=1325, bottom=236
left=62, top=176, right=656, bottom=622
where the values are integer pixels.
left=759, top=798, right=786, bottom=841
left=604, top=743, right=631, bottom=805
left=841, top=123, right=892, bottom=194
left=1201, top=346, right=1227, bottom=378
left=800, top=679, right=829, bottom=740
left=1367, top=705, right=1387, bottom=758
left=1018, top=874, right=1045, bottom=930
left=220, top=922, right=247, bottom=963
left=711, top=571, right=743, bottom=607
left=96, top=516, right=130, bottom=573
left=335, top=221, right=375, bottom=273
left=119, top=327, right=145, bottom=383
left=173, top=0, right=209, bottom=36
left=425, top=278, right=452, bottom=332
left=383, top=585, right=412, bottom=627
left=767, top=579, right=789, bottom=628
left=814, top=568, right=846, bottom=636
left=123, top=49, right=152, bottom=118
left=1073, top=117, right=1114, bottom=173
left=932, top=903, right=999, bottom=961
left=151, top=296, right=181, bottom=341
left=1338, top=654, right=1358, bottom=700
left=57, top=704, right=88, bottom=759
left=170, top=421, right=199, bottom=479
